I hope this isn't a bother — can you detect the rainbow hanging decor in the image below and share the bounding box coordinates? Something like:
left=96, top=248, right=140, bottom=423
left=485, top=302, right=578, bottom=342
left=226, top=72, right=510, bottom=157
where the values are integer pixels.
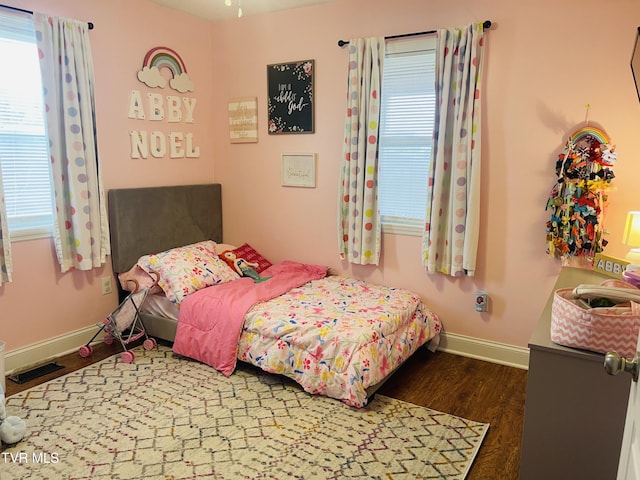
left=569, top=126, right=610, bottom=147
left=144, top=46, right=187, bottom=75
left=545, top=125, right=617, bottom=265
left=137, top=46, right=194, bottom=93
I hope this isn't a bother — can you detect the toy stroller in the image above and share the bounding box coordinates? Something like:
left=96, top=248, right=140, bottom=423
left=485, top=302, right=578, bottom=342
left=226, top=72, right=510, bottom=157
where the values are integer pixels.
left=79, top=284, right=157, bottom=363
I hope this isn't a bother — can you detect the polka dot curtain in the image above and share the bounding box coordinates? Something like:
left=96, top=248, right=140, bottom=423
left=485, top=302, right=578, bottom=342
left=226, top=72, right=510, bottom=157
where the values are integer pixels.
left=0, top=172, right=12, bottom=284
left=338, top=37, right=384, bottom=265
left=422, top=24, right=485, bottom=277
left=34, top=13, right=110, bottom=273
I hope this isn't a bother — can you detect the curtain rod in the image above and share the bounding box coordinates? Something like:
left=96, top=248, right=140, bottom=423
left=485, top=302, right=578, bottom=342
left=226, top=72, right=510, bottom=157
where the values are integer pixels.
left=337, top=20, right=491, bottom=47
left=0, top=3, right=94, bottom=29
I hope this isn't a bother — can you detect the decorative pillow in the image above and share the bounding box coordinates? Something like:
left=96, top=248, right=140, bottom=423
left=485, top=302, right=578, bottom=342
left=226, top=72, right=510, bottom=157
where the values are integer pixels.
left=117, top=264, right=161, bottom=294
left=220, top=243, right=272, bottom=273
left=142, top=240, right=239, bottom=303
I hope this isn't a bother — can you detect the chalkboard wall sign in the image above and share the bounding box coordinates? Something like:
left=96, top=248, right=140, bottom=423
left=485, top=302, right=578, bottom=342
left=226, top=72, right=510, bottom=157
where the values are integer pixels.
left=267, top=60, right=314, bottom=134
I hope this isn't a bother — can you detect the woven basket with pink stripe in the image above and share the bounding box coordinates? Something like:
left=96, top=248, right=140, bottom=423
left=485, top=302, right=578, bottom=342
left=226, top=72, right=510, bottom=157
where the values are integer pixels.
left=551, top=280, right=640, bottom=358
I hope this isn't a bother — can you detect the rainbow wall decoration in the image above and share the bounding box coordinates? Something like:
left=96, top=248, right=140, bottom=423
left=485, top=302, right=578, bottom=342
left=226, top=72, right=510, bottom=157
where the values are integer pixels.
left=137, top=46, right=194, bottom=93
left=569, top=126, right=610, bottom=146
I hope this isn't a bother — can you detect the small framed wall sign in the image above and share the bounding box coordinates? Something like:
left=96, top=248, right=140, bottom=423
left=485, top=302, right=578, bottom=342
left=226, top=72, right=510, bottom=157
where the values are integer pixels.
left=228, top=97, right=258, bottom=143
left=267, top=60, right=314, bottom=134
left=281, top=153, right=316, bottom=187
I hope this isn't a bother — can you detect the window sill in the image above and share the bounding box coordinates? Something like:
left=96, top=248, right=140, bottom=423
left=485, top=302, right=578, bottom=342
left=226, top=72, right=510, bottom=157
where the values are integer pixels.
left=9, top=228, right=52, bottom=242
left=381, top=223, right=423, bottom=237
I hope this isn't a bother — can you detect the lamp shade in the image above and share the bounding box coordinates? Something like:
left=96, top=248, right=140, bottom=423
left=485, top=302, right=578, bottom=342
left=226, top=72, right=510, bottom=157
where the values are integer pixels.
left=623, top=211, right=640, bottom=247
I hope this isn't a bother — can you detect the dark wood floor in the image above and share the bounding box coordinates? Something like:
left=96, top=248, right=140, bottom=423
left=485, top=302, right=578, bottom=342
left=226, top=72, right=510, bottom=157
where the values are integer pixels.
left=379, top=348, right=528, bottom=480
left=5, top=341, right=528, bottom=479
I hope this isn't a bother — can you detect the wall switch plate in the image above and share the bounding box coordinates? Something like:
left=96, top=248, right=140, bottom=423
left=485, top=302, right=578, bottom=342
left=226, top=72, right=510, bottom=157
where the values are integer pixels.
left=475, top=291, right=488, bottom=312
left=101, top=276, right=112, bottom=295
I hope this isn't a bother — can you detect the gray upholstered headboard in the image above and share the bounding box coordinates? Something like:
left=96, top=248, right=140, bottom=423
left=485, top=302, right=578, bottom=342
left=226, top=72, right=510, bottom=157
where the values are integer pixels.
left=108, top=184, right=222, bottom=273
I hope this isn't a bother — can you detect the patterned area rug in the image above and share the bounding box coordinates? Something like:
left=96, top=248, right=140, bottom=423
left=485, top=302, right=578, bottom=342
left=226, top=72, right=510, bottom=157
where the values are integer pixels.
left=2, top=345, right=488, bottom=479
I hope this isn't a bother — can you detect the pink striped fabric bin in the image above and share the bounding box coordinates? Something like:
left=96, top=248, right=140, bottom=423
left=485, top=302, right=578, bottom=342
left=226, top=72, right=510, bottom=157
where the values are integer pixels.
left=551, top=287, right=640, bottom=358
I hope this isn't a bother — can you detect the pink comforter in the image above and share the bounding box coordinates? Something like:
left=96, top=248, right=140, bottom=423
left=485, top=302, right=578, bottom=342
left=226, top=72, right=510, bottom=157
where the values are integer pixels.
left=173, top=261, right=328, bottom=375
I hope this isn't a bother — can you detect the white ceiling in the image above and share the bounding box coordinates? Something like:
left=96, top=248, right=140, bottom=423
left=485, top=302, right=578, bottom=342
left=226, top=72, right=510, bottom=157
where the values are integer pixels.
left=149, top=0, right=337, bottom=21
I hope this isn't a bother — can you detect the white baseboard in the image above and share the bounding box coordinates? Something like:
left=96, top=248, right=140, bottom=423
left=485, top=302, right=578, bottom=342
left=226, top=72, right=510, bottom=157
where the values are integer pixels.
left=3, top=327, right=530, bottom=377
left=437, top=332, right=529, bottom=370
left=4, top=325, right=98, bottom=376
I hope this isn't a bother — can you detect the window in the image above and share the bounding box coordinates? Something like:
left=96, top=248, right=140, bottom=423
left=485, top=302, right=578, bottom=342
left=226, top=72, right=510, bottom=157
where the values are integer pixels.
left=378, top=37, right=436, bottom=235
left=0, top=10, right=52, bottom=241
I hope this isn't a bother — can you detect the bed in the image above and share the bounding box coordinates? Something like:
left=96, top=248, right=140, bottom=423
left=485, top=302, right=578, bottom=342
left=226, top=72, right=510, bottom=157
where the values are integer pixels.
left=108, top=184, right=441, bottom=407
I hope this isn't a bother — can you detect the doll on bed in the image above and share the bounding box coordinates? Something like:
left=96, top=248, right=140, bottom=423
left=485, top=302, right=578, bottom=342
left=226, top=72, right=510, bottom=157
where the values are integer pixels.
left=222, top=251, right=271, bottom=283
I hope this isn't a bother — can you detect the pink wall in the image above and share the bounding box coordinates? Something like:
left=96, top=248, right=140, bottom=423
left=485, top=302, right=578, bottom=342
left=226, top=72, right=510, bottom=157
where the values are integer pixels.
left=1, top=0, right=640, bottom=358
left=0, top=0, right=214, bottom=351
left=211, top=0, right=640, bottom=349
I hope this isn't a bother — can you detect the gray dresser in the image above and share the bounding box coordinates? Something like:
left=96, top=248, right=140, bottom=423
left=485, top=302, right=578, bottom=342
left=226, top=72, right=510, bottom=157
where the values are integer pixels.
left=520, top=267, right=632, bottom=479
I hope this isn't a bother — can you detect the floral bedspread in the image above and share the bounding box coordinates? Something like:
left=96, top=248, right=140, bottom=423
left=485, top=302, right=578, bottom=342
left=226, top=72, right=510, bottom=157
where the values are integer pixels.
left=175, top=261, right=327, bottom=376
left=238, top=275, right=441, bottom=407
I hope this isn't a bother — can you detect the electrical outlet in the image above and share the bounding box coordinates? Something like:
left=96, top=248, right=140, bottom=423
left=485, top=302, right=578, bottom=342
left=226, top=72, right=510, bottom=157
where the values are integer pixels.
left=101, top=276, right=112, bottom=295
left=475, top=291, right=488, bottom=312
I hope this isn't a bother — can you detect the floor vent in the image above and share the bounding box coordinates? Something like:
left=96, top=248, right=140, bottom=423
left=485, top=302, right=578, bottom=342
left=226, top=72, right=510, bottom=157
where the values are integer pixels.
left=9, top=362, right=64, bottom=384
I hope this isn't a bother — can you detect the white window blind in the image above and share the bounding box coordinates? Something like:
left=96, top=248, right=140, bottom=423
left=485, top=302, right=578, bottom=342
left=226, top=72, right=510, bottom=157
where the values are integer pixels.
left=378, top=37, right=436, bottom=235
left=0, top=9, right=52, bottom=240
